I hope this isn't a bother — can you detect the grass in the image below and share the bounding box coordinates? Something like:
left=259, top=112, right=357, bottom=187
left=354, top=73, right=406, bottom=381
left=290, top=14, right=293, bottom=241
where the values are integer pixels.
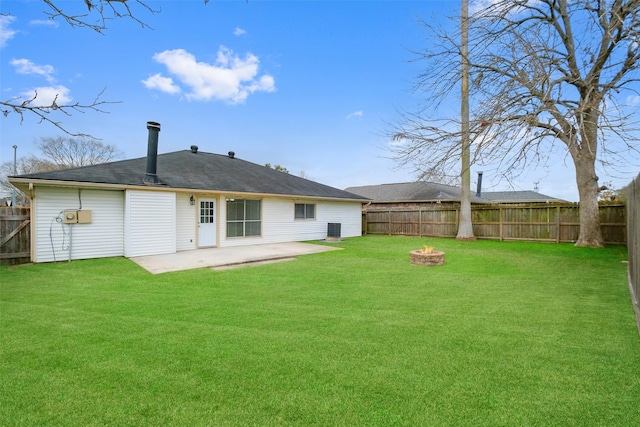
left=1, top=235, right=638, bottom=426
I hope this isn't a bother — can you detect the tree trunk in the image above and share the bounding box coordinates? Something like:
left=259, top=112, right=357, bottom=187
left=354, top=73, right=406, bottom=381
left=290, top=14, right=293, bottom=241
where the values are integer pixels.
left=574, top=151, right=605, bottom=248
left=457, top=195, right=475, bottom=240
left=571, top=103, right=605, bottom=248
left=456, top=0, right=476, bottom=242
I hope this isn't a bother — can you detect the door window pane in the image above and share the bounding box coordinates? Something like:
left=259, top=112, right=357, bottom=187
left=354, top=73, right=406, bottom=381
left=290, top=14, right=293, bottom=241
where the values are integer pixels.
left=200, top=200, right=214, bottom=224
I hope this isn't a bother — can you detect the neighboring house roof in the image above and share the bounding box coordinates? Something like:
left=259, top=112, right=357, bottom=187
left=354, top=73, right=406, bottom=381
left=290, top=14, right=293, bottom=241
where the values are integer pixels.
left=345, top=181, right=488, bottom=203
left=10, top=150, right=368, bottom=201
left=345, top=182, right=564, bottom=204
left=479, top=190, right=566, bottom=203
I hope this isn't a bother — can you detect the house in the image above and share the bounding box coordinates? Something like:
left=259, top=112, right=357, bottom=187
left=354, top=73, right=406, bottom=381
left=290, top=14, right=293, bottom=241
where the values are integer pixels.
left=479, top=191, right=566, bottom=204
left=345, top=181, right=490, bottom=204
left=345, top=181, right=564, bottom=211
left=345, top=181, right=488, bottom=211
left=9, top=122, right=368, bottom=263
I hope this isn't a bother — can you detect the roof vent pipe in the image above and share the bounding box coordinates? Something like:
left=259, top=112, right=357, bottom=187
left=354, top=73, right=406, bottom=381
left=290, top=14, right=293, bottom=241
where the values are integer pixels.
left=228, top=151, right=235, bottom=159
left=143, top=121, right=161, bottom=184
left=190, top=145, right=198, bottom=153
left=476, top=171, right=483, bottom=198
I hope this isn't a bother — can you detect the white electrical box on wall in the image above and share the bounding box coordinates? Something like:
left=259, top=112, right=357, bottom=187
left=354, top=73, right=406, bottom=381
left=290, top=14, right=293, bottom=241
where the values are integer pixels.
left=77, top=210, right=92, bottom=224
left=63, top=210, right=92, bottom=224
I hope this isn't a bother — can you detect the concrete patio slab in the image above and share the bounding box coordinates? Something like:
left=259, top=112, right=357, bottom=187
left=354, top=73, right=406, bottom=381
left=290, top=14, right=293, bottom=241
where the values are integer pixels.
left=130, top=242, right=342, bottom=274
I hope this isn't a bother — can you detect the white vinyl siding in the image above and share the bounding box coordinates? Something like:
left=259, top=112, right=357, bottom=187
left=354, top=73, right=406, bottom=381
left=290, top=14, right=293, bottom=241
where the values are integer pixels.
left=317, top=201, right=362, bottom=238
left=219, top=197, right=362, bottom=247
left=176, top=193, right=196, bottom=251
left=33, top=187, right=124, bottom=263
left=125, top=190, right=176, bottom=257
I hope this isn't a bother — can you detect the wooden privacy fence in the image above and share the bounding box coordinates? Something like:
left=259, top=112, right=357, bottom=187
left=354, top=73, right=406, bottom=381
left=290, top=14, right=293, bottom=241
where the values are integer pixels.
left=363, top=203, right=627, bottom=245
left=1, top=207, right=31, bottom=265
left=627, top=174, right=640, bottom=335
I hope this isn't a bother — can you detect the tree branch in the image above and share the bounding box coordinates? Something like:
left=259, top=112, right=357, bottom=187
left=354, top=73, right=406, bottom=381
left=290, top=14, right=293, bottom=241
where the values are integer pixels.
left=1, top=88, right=121, bottom=138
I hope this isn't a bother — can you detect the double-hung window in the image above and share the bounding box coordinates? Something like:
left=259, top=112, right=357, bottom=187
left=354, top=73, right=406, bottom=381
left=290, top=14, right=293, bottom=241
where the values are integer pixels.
left=227, top=199, right=261, bottom=237
left=294, top=203, right=315, bottom=220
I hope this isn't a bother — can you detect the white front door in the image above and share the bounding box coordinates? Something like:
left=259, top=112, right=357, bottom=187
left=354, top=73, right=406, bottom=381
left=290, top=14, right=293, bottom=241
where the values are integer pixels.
left=198, top=198, right=217, bottom=247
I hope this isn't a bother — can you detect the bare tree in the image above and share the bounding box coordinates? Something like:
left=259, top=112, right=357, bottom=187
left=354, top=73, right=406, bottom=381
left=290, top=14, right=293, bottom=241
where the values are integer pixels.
left=1, top=89, right=119, bottom=138
left=0, top=156, right=56, bottom=206
left=42, top=0, right=160, bottom=34
left=391, top=0, right=640, bottom=247
left=1, top=0, right=209, bottom=137
left=457, top=0, right=475, bottom=241
left=35, top=136, right=121, bottom=168
left=1, top=137, right=122, bottom=204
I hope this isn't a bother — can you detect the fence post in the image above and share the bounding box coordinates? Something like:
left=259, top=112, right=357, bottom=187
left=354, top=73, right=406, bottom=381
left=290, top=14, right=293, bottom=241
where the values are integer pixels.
left=556, top=206, right=561, bottom=243
left=362, top=212, right=366, bottom=236
left=499, top=206, right=503, bottom=241
left=419, top=208, right=422, bottom=237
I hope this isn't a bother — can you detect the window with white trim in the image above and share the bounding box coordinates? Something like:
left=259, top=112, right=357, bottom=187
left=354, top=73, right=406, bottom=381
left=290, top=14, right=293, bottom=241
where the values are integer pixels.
left=294, top=203, right=315, bottom=220
left=227, top=199, right=261, bottom=237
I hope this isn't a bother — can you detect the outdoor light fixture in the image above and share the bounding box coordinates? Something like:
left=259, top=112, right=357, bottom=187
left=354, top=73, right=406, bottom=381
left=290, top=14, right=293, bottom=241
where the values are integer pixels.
left=190, top=195, right=195, bottom=205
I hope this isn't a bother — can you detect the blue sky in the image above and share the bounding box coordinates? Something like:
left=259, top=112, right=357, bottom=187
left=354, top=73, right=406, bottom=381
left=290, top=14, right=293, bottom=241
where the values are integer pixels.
left=1, top=1, right=638, bottom=201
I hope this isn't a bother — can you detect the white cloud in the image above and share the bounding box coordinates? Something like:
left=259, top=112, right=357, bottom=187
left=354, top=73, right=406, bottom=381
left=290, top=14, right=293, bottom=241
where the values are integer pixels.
left=469, top=0, right=496, bottom=14
left=141, top=73, right=181, bottom=94
left=0, top=15, right=17, bottom=48
left=11, top=58, right=56, bottom=83
left=233, top=27, right=246, bottom=36
left=626, top=94, right=640, bottom=107
left=146, top=46, right=276, bottom=104
left=346, top=110, right=364, bottom=119
left=470, top=0, right=537, bottom=16
left=20, top=85, right=72, bottom=107
left=30, top=19, right=59, bottom=28
left=387, top=136, right=406, bottom=148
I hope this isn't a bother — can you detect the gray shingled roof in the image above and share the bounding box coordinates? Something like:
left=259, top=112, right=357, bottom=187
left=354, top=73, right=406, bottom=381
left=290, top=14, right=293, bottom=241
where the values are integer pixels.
left=345, top=182, right=563, bottom=203
left=480, top=191, right=565, bottom=203
left=345, top=182, right=488, bottom=203
left=11, top=150, right=368, bottom=201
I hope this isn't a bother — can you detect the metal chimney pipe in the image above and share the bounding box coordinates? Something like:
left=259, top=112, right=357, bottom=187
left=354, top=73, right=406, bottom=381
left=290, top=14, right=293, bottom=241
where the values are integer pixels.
left=476, top=171, right=483, bottom=198
left=143, top=121, right=161, bottom=184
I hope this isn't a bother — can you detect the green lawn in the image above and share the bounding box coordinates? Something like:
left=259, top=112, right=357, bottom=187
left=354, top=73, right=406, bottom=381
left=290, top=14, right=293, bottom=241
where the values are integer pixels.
left=1, top=236, right=638, bottom=426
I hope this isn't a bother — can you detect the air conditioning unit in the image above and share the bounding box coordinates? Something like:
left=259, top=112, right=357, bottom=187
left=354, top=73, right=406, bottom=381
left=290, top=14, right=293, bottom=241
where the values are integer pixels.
left=327, top=223, right=341, bottom=241
left=63, top=210, right=92, bottom=224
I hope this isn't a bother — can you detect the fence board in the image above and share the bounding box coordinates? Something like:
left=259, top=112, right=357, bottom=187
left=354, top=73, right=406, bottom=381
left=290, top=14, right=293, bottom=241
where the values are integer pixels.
left=363, top=203, right=626, bottom=245
left=626, top=174, right=640, bottom=336
left=1, top=207, right=31, bottom=265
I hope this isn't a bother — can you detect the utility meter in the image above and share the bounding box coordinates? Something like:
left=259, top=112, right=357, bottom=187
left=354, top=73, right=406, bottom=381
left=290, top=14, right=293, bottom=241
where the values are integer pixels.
left=63, top=210, right=77, bottom=223
left=63, top=210, right=92, bottom=224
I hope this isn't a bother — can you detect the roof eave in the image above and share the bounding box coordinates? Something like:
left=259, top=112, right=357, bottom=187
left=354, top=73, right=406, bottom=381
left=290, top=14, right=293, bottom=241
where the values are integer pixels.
left=8, top=177, right=369, bottom=203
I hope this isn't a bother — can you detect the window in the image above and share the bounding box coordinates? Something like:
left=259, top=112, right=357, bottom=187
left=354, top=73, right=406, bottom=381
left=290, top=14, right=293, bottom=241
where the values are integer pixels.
left=226, top=199, right=261, bottom=237
left=200, top=200, right=215, bottom=224
left=295, top=203, right=315, bottom=220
